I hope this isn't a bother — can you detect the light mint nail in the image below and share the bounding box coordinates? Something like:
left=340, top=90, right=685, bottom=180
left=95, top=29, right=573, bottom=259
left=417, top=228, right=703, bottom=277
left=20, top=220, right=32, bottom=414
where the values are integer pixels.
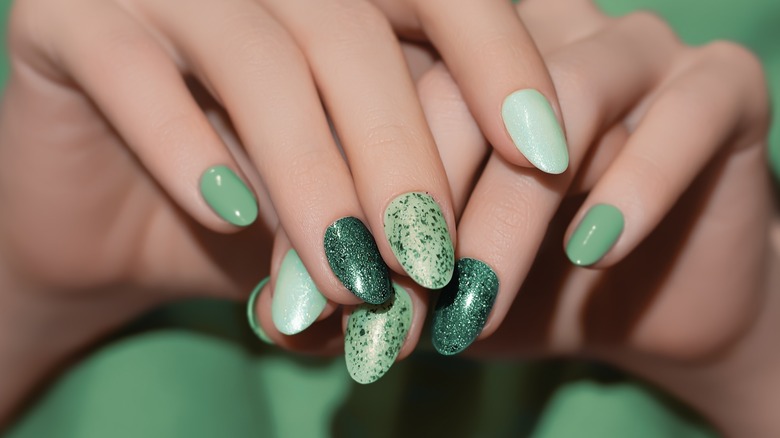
left=345, top=283, right=412, bottom=384
left=272, top=249, right=327, bottom=335
left=384, top=192, right=454, bottom=289
left=566, top=204, right=624, bottom=266
left=200, top=165, right=258, bottom=226
left=247, top=277, right=274, bottom=345
left=502, top=89, right=569, bottom=174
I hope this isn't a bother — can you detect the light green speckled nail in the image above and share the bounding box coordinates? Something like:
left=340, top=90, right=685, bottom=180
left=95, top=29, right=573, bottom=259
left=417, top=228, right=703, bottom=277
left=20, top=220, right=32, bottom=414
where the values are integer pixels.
left=384, top=192, right=454, bottom=289
left=502, top=89, right=569, bottom=174
left=345, top=283, right=412, bottom=384
left=566, top=204, right=624, bottom=266
left=200, top=165, right=258, bottom=226
left=247, top=277, right=274, bottom=345
left=272, top=249, right=327, bottom=335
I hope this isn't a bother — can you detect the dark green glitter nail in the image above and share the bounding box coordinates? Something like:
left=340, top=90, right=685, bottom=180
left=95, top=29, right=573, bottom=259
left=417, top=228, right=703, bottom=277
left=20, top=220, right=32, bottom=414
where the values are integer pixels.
left=432, top=258, right=499, bottom=355
left=324, top=217, right=392, bottom=305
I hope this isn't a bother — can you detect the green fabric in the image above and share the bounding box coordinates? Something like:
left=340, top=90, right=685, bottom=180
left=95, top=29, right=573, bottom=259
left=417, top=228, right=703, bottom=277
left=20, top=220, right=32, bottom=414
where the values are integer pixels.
left=1, top=0, right=778, bottom=436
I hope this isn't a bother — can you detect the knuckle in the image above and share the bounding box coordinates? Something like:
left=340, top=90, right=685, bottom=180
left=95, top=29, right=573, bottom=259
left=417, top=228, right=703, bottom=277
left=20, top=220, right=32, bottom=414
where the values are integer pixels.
left=361, top=111, right=426, bottom=154
left=318, top=0, right=394, bottom=44
left=618, top=10, right=679, bottom=46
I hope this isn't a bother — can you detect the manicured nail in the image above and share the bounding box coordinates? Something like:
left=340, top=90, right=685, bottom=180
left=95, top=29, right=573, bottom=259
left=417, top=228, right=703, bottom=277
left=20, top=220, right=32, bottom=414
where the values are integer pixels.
left=324, top=217, right=392, bottom=304
left=200, top=165, right=258, bottom=226
left=271, top=249, right=327, bottom=335
left=345, top=283, right=412, bottom=384
left=501, top=89, right=569, bottom=174
left=432, top=258, right=499, bottom=355
left=384, top=192, right=454, bottom=289
left=247, top=277, right=274, bottom=345
left=566, top=204, right=625, bottom=266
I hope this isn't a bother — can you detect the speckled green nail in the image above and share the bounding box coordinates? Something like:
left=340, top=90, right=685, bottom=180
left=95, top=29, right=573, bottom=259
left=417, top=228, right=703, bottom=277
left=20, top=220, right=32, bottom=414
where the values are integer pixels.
left=324, top=217, right=392, bottom=304
left=566, top=204, right=624, bottom=267
left=200, top=165, right=258, bottom=226
left=247, top=277, right=274, bottom=345
left=384, top=192, right=454, bottom=289
left=432, top=258, right=499, bottom=355
left=345, top=283, right=412, bottom=384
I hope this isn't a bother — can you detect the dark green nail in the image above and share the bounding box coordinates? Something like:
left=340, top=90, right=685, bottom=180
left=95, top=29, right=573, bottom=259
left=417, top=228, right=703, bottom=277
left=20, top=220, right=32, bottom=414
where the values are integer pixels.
left=200, top=165, right=258, bottom=226
left=432, top=258, right=499, bottom=355
left=566, top=204, right=624, bottom=266
left=324, top=217, right=392, bottom=304
left=247, top=277, right=274, bottom=345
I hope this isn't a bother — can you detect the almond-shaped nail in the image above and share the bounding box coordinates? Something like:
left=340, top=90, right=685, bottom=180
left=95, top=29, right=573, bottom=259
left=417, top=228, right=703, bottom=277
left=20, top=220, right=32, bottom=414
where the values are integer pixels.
left=345, top=283, right=412, bottom=384
left=566, top=204, right=624, bottom=266
left=200, top=165, right=258, bottom=226
left=324, top=217, right=392, bottom=304
left=432, top=258, right=499, bottom=355
left=502, top=89, right=569, bottom=174
left=247, top=277, right=274, bottom=345
left=272, top=249, right=327, bottom=335
left=384, top=192, right=454, bottom=289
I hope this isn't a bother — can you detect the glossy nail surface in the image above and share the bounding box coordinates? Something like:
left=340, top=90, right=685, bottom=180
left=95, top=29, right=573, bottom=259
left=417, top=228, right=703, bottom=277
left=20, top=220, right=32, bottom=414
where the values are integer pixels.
left=345, top=283, right=412, bottom=384
left=200, top=165, right=258, bottom=226
left=272, top=249, right=327, bottom=335
left=324, top=217, right=392, bottom=304
left=384, top=192, right=454, bottom=289
left=502, top=89, right=569, bottom=174
left=247, top=277, right=274, bottom=345
left=432, top=258, right=499, bottom=355
left=566, top=204, right=624, bottom=266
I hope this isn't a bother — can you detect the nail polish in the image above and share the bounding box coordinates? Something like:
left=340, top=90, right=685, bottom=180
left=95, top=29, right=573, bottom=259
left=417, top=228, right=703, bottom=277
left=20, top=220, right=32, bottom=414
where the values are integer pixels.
left=247, top=277, right=274, bottom=345
left=432, top=258, right=499, bottom=355
left=384, top=192, right=454, bottom=289
left=324, top=217, right=392, bottom=304
left=566, top=204, right=624, bottom=266
left=200, top=165, right=258, bottom=226
left=345, top=283, right=412, bottom=384
left=272, top=249, right=327, bottom=335
left=501, top=89, right=569, bottom=174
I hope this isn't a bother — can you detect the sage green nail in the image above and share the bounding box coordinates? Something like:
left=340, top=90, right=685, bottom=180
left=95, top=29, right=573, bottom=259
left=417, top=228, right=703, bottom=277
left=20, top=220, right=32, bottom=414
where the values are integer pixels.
left=432, top=258, right=499, bottom=356
left=566, top=204, right=624, bottom=266
left=200, top=165, right=258, bottom=226
left=272, top=249, right=327, bottom=335
left=324, top=217, right=393, bottom=304
left=247, top=277, right=274, bottom=345
left=384, top=192, right=454, bottom=289
left=502, top=89, right=569, bottom=174
left=345, top=283, right=412, bottom=384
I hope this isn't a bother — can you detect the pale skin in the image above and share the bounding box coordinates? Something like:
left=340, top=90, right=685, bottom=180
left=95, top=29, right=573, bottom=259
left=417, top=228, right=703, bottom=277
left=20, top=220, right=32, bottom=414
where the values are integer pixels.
left=0, top=0, right=777, bottom=436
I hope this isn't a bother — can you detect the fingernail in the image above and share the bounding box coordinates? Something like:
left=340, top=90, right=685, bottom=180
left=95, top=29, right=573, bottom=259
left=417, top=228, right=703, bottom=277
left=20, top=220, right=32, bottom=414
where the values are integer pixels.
left=247, top=277, right=274, bottom=345
left=432, top=258, right=499, bottom=356
left=501, top=89, right=569, bottom=174
left=324, top=217, right=392, bottom=304
left=200, top=165, right=258, bottom=226
left=271, top=249, right=327, bottom=335
left=384, top=192, right=454, bottom=289
left=345, top=283, right=412, bottom=384
left=566, top=203, right=624, bottom=266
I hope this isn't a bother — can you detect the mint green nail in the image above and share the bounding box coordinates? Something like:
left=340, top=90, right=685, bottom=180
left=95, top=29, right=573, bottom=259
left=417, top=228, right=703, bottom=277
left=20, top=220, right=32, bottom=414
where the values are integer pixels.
left=502, top=89, right=569, bottom=174
left=247, top=277, right=274, bottom=345
left=272, top=249, right=327, bottom=335
left=566, top=204, right=624, bottom=266
left=200, top=165, right=258, bottom=226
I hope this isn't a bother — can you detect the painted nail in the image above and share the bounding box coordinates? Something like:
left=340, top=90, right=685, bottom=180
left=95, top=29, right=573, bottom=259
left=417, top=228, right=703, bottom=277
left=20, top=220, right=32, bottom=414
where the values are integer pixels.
left=384, top=192, right=454, bottom=289
left=324, top=217, right=392, bottom=304
left=247, top=277, right=274, bottom=345
left=432, top=258, right=499, bottom=355
left=345, top=283, right=412, bottom=384
left=200, top=165, right=258, bottom=226
left=566, top=204, right=625, bottom=266
left=501, top=89, right=569, bottom=174
left=271, top=249, right=327, bottom=335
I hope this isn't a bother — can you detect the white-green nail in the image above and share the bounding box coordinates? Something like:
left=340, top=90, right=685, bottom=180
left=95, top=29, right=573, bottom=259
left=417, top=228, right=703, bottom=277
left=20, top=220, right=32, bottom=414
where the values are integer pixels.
left=272, top=249, right=327, bottom=335
left=345, top=283, right=412, bottom=384
left=501, top=89, right=569, bottom=174
left=384, top=192, right=454, bottom=289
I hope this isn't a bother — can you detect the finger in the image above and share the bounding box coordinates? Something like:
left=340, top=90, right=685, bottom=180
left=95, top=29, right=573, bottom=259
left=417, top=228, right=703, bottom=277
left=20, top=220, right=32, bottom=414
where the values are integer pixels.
left=139, top=0, right=394, bottom=304
left=565, top=41, right=769, bottom=268
left=54, top=4, right=259, bottom=232
left=261, top=0, right=456, bottom=290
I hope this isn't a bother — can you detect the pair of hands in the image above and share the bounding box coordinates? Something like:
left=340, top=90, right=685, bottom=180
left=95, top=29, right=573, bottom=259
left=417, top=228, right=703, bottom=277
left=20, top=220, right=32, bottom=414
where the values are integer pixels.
left=0, top=0, right=775, bottom=433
